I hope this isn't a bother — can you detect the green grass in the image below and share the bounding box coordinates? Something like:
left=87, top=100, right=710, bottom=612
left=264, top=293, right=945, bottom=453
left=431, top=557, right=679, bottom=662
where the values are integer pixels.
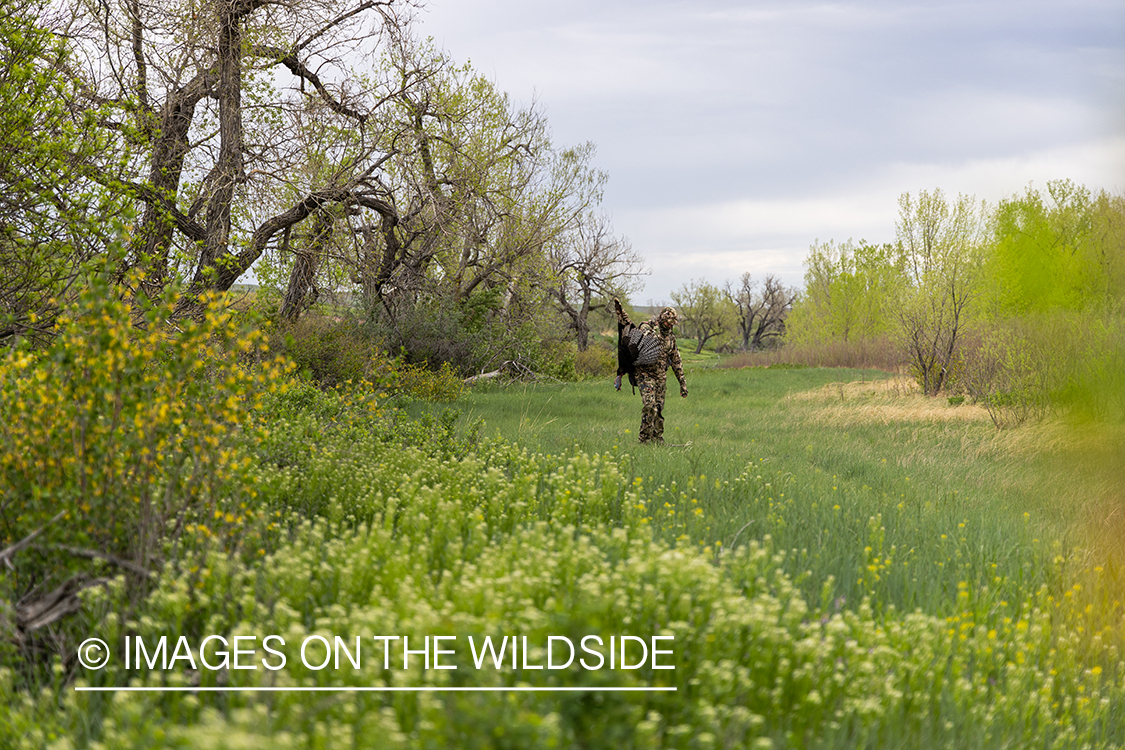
left=407, top=364, right=1115, bottom=627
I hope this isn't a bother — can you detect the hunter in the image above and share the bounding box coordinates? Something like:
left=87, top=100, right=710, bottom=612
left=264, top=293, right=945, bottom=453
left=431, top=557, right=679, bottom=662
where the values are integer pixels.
left=613, top=297, right=688, bottom=445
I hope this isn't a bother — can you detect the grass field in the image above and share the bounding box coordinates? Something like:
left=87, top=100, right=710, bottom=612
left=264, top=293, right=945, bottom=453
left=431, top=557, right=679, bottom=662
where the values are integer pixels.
left=8, top=340, right=1125, bottom=748
left=406, top=360, right=1114, bottom=624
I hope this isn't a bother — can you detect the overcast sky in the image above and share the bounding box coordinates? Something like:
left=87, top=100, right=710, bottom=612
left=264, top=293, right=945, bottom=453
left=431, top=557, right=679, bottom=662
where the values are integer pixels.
left=416, top=0, right=1125, bottom=304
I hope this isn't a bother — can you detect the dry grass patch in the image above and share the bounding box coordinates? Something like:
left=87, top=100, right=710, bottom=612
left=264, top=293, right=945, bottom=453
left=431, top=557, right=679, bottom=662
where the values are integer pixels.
left=788, top=376, right=992, bottom=426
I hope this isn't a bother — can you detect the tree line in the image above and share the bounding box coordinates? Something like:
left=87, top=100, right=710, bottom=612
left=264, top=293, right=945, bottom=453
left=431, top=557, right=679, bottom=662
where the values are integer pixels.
left=0, top=0, right=647, bottom=375
left=661, top=181, right=1123, bottom=429
left=3, top=0, right=1121, bottom=401
left=784, top=182, right=1125, bottom=423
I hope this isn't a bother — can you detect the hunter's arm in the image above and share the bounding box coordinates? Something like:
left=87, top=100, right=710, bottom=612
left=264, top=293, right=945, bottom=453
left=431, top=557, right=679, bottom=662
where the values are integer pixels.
left=669, top=341, right=688, bottom=393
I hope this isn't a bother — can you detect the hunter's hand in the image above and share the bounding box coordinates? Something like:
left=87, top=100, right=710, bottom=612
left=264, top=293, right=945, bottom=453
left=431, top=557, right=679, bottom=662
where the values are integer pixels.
left=680, top=386, right=688, bottom=399
left=613, top=297, right=623, bottom=312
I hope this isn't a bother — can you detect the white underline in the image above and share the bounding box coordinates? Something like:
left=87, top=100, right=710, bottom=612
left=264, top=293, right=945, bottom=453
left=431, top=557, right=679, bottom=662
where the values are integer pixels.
left=75, top=686, right=676, bottom=692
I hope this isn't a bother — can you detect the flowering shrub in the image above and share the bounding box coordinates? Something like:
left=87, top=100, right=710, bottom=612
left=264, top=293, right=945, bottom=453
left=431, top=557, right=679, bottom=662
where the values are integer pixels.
left=392, top=360, right=464, bottom=403
left=0, top=272, right=291, bottom=677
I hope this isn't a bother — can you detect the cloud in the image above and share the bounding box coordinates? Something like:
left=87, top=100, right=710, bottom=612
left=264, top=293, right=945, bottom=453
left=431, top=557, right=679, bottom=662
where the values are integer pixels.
left=415, top=0, right=1125, bottom=301
left=622, top=135, right=1125, bottom=300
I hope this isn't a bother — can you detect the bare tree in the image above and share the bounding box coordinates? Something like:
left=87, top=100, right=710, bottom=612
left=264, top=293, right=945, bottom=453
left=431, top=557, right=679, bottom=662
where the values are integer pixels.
left=548, top=211, right=647, bottom=350
left=724, top=272, right=797, bottom=351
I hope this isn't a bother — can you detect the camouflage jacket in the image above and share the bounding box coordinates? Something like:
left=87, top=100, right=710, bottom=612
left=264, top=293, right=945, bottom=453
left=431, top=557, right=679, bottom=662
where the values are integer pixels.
left=615, top=306, right=687, bottom=390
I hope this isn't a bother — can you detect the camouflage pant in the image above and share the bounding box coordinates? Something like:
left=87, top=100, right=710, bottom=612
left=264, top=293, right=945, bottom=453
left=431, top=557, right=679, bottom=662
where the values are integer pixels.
left=637, top=370, right=666, bottom=444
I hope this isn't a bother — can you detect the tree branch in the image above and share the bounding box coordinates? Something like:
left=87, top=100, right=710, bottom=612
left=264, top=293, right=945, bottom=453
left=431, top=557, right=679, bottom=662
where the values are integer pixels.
left=250, top=44, right=367, bottom=123
left=0, top=511, right=66, bottom=569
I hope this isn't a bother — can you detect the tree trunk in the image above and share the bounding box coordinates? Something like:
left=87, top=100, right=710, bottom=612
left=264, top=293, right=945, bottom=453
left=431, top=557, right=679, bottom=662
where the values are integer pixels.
left=131, top=72, right=216, bottom=298
left=194, top=0, right=248, bottom=289
left=279, top=211, right=332, bottom=322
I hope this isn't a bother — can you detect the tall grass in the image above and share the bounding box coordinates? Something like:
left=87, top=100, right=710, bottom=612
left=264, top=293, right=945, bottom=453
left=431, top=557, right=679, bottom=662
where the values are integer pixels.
left=417, top=366, right=1124, bottom=631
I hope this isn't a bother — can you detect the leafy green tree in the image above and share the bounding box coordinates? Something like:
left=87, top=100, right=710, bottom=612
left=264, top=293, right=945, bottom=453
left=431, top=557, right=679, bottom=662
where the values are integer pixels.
left=0, top=0, right=122, bottom=345
left=53, top=0, right=417, bottom=312
left=1089, top=189, right=1125, bottom=305
left=319, top=38, right=613, bottom=370
left=672, top=279, right=731, bottom=354
left=984, top=180, right=1124, bottom=316
left=963, top=182, right=1125, bottom=425
left=895, top=189, right=987, bottom=395
left=360, top=39, right=604, bottom=297
left=786, top=239, right=902, bottom=346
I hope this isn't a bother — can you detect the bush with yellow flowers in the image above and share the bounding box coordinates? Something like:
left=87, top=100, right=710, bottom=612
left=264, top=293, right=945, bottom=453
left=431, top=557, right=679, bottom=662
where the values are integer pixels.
left=0, top=268, right=291, bottom=675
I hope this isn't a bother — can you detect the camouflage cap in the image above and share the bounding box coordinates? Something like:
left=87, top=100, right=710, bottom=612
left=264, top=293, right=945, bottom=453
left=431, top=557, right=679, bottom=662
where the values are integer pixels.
left=658, top=307, right=680, bottom=328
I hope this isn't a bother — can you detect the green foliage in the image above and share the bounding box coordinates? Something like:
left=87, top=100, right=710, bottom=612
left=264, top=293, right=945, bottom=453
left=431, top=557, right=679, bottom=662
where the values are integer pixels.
left=671, top=279, right=731, bottom=354
left=5, top=354, right=1125, bottom=747
left=270, top=308, right=471, bottom=400
left=895, top=189, right=988, bottom=395
left=6, top=389, right=1125, bottom=747
left=393, top=360, right=464, bottom=403
left=956, top=181, right=1125, bottom=423
left=270, top=312, right=463, bottom=401
left=368, top=285, right=558, bottom=377
left=960, top=319, right=1058, bottom=428
left=0, top=271, right=288, bottom=561
left=787, top=240, right=902, bottom=347
left=0, top=0, right=122, bottom=343
left=273, top=315, right=380, bottom=387
left=959, top=311, right=1125, bottom=428
left=984, top=180, right=1119, bottom=316
left=530, top=336, right=579, bottom=381
left=0, top=266, right=293, bottom=690
left=786, top=181, right=1125, bottom=411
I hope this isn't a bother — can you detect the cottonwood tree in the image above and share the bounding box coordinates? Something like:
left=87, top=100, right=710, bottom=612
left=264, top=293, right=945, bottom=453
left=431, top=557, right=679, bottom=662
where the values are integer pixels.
left=548, top=211, right=647, bottom=350
left=985, top=179, right=1125, bottom=316
left=50, top=0, right=418, bottom=314
left=895, top=189, right=986, bottom=395
left=672, top=279, right=730, bottom=354
left=723, top=272, right=797, bottom=351
left=323, top=37, right=609, bottom=366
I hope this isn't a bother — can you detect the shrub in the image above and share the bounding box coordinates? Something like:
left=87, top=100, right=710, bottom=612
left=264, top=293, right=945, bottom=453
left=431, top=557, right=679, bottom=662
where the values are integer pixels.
left=0, top=270, right=291, bottom=682
left=719, top=336, right=902, bottom=372
left=530, top=336, right=577, bottom=381
left=272, top=314, right=376, bottom=387
left=393, top=360, right=464, bottom=402
left=958, top=312, right=1119, bottom=428
left=575, top=342, right=616, bottom=379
